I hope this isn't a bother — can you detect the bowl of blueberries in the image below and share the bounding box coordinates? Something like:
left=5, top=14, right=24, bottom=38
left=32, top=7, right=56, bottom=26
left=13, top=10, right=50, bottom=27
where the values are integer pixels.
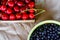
left=27, top=20, right=60, bottom=40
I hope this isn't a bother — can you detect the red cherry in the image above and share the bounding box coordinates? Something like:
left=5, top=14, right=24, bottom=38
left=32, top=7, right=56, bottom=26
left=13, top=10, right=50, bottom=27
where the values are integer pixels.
left=1, top=5, right=7, bottom=12
left=25, top=5, right=28, bottom=9
left=17, top=1, right=23, bottom=7
left=2, top=14, right=8, bottom=20
left=25, top=0, right=30, bottom=3
left=29, top=13, right=35, bottom=19
left=0, top=5, right=1, bottom=10
left=28, top=2, right=35, bottom=8
left=21, top=11, right=27, bottom=14
left=22, top=13, right=28, bottom=20
left=8, top=1, right=14, bottom=7
left=14, top=0, right=18, bottom=4
left=20, top=7, right=26, bottom=13
left=8, top=0, right=13, bottom=1
left=16, top=13, right=21, bottom=19
left=29, top=9, right=35, bottom=13
left=0, top=13, right=2, bottom=18
left=2, top=0, right=7, bottom=5
left=6, top=8, right=13, bottom=14
left=9, top=14, right=15, bottom=20
left=14, top=6, right=19, bottom=12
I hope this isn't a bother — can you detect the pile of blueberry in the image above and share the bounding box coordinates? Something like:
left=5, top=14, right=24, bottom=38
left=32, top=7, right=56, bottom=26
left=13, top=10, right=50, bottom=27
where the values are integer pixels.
left=30, top=23, right=60, bottom=40
left=0, top=0, right=35, bottom=20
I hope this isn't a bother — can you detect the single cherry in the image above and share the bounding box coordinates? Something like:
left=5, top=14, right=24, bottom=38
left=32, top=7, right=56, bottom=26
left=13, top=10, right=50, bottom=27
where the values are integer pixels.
left=25, top=0, right=30, bottom=3
left=20, top=7, right=26, bottom=13
left=16, top=13, right=22, bottom=19
left=8, top=1, right=14, bottom=7
left=6, top=8, right=13, bottom=14
left=29, top=9, right=35, bottom=13
left=29, top=13, right=35, bottom=19
left=17, top=1, right=23, bottom=7
left=2, top=14, right=8, bottom=20
left=1, top=5, right=7, bottom=12
left=22, top=13, right=28, bottom=20
left=28, top=2, right=35, bottom=8
left=9, top=14, right=15, bottom=20
left=14, top=6, right=19, bottom=12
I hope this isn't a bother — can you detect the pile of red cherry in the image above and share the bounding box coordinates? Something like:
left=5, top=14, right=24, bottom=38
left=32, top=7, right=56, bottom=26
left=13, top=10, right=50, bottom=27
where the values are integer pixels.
left=0, top=0, right=35, bottom=20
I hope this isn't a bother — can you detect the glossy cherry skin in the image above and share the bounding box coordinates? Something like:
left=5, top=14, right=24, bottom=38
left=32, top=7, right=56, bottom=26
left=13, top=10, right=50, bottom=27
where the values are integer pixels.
left=16, top=13, right=22, bottom=19
left=8, top=1, right=14, bottom=7
left=6, top=8, right=13, bottom=14
left=29, top=9, right=35, bottom=13
left=2, top=14, right=8, bottom=20
left=28, top=2, right=35, bottom=8
left=25, top=0, right=31, bottom=3
left=17, top=1, right=23, bottom=7
left=29, top=13, right=35, bottom=19
left=1, top=5, right=7, bottom=12
left=22, top=13, right=28, bottom=20
left=20, top=7, right=26, bottom=13
left=9, top=14, right=15, bottom=20
left=14, top=6, right=19, bottom=12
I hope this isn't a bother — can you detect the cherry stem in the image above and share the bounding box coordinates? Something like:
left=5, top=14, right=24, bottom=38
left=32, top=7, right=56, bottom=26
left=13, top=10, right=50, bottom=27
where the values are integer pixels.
left=20, top=8, right=46, bottom=16
left=35, top=10, right=45, bottom=16
left=21, top=9, right=43, bottom=12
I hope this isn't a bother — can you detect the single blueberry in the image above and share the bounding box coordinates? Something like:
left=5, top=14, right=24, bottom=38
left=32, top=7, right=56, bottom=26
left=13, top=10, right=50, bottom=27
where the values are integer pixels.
left=41, top=37, right=44, bottom=40
left=39, top=32, right=42, bottom=35
left=53, top=31, right=55, bottom=33
left=47, top=30, right=50, bottom=33
left=50, top=31, right=52, bottom=34
left=36, top=37, right=40, bottom=40
left=42, top=32, right=44, bottom=35
left=47, top=36, right=50, bottom=39
left=52, top=27, right=55, bottom=31
left=56, top=35, right=59, bottom=38
left=58, top=27, right=60, bottom=32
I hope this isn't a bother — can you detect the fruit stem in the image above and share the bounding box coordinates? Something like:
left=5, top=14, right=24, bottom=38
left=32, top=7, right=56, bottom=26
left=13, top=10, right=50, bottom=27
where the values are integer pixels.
left=35, top=10, right=45, bottom=16
left=21, top=8, right=45, bottom=13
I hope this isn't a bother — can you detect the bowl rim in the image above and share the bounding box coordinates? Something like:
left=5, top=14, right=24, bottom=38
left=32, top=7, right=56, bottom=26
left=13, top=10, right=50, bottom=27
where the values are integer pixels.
left=27, top=20, right=60, bottom=40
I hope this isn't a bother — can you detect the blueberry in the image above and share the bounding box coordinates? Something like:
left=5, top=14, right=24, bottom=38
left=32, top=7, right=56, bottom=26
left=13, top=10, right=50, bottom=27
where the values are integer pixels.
left=54, top=37, right=57, bottom=40
left=36, top=38, right=39, bottom=40
left=56, top=35, right=59, bottom=38
left=39, top=32, right=42, bottom=35
left=51, top=36, right=54, bottom=39
left=52, top=27, right=55, bottom=31
left=58, top=27, right=60, bottom=32
left=47, top=36, right=50, bottom=39
left=49, top=31, right=52, bottom=34
left=30, top=23, right=60, bottom=40
left=42, top=32, right=44, bottom=35
left=50, top=39, right=53, bottom=40
left=43, top=35, right=45, bottom=38
left=53, top=31, right=55, bottom=33
left=52, top=34, right=55, bottom=37
left=47, top=30, right=49, bottom=33
left=41, top=37, right=44, bottom=40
